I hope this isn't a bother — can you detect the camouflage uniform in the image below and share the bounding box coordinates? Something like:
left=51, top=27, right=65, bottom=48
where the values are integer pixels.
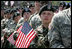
left=1, top=18, right=9, bottom=30
left=1, top=19, right=17, bottom=48
left=29, top=13, right=42, bottom=29
left=48, top=8, right=71, bottom=48
left=29, top=25, right=49, bottom=48
left=15, top=17, right=24, bottom=30
left=28, top=13, right=36, bottom=23
left=1, top=18, right=7, bottom=37
left=1, top=18, right=14, bottom=38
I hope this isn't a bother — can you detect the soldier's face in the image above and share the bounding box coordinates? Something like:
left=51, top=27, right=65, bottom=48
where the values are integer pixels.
left=14, top=16, right=19, bottom=23
left=23, top=12, right=31, bottom=20
left=59, top=5, right=63, bottom=11
left=29, top=7, right=35, bottom=14
left=35, top=1, right=40, bottom=10
left=40, top=11, right=54, bottom=23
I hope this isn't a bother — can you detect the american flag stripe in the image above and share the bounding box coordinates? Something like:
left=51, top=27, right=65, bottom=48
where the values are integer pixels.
left=26, top=32, right=36, bottom=48
left=15, top=26, right=22, bottom=47
left=19, top=32, right=25, bottom=48
left=21, top=34, right=25, bottom=48
left=25, top=30, right=31, bottom=47
left=17, top=32, right=23, bottom=48
left=27, top=33, right=36, bottom=48
left=22, top=34, right=26, bottom=48
left=26, top=29, right=34, bottom=37
left=20, top=32, right=24, bottom=48
left=15, top=31, right=22, bottom=48
left=25, top=31, right=36, bottom=48
left=19, top=29, right=33, bottom=48
left=15, top=32, right=25, bottom=48
left=19, top=32, right=24, bottom=48
left=25, top=30, right=34, bottom=46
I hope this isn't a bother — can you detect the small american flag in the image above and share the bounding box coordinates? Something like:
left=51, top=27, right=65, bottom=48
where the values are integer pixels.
left=7, top=26, right=22, bottom=45
left=7, top=33, right=15, bottom=45
left=15, top=21, right=37, bottom=48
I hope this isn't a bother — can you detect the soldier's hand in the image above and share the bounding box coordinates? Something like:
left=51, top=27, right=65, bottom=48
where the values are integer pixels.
left=1, top=36, right=4, bottom=43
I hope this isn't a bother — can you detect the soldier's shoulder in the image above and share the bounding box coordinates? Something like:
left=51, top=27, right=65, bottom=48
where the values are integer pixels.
left=20, top=17, right=24, bottom=21
left=18, top=17, right=24, bottom=23
left=31, top=14, right=41, bottom=21
left=52, top=10, right=66, bottom=23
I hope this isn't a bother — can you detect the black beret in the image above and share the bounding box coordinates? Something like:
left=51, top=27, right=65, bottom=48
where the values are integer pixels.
left=29, top=4, right=35, bottom=8
left=39, top=4, right=54, bottom=15
left=59, top=2, right=66, bottom=8
left=22, top=8, right=31, bottom=17
left=66, top=2, right=71, bottom=9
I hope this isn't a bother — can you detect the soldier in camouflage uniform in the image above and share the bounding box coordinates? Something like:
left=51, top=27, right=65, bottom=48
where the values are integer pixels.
left=1, top=9, right=14, bottom=48
left=29, top=1, right=42, bottom=29
left=13, top=8, right=31, bottom=47
left=14, top=11, right=24, bottom=30
left=28, top=4, right=55, bottom=48
left=22, top=7, right=31, bottom=23
left=1, top=9, right=11, bottom=29
left=48, top=8, right=71, bottom=48
left=3, top=11, right=25, bottom=48
left=1, top=9, right=19, bottom=48
left=29, top=1, right=50, bottom=29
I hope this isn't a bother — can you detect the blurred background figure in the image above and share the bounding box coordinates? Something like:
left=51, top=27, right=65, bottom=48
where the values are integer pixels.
left=29, top=4, right=35, bottom=15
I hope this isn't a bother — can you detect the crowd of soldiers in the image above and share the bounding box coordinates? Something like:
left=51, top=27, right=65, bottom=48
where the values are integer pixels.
left=1, top=1, right=71, bottom=48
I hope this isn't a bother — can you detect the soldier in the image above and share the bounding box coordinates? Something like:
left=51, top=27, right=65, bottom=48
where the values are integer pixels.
left=66, top=2, right=71, bottom=9
left=1, top=10, right=23, bottom=48
left=1, top=9, right=13, bottom=30
left=29, top=1, right=42, bottom=29
left=1, top=9, right=14, bottom=48
left=29, top=4, right=35, bottom=15
left=29, top=4, right=55, bottom=48
left=1, top=11, right=18, bottom=48
left=48, top=8, right=71, bottom=48
left=14, top=11, right=24, bottom=30
left=3, top=11, right=24, bottom=48
left=13, top=8, right=31, bottom=46
left=58, top=2, right=66, bottom=13
left=22, top=7, right=31, bottom=23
